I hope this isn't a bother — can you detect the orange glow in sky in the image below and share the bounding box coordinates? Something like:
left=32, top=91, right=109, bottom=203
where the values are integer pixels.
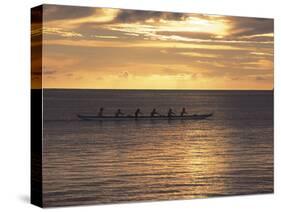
left=32, top=5, right=274, bottom=90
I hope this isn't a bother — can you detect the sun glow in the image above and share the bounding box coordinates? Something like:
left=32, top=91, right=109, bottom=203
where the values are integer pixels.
left=184, top=16, right=230, bottom=36
left=37, top=5, right=274, bottom=90
left=107, top=16, right=231, bottom=41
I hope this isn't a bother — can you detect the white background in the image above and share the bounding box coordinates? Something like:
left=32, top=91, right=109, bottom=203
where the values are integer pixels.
left=0, top=0, right=279, bottom=211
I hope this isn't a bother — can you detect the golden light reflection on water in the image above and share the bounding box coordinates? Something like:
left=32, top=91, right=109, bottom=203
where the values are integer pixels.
left=44, top=120, right=272, bottom=207
left=42, top=90, right=273, bottom=207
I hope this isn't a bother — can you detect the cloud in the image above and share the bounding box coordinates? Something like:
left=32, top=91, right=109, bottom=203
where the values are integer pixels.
left=119, top=71, right=129, bottom=79
left=105, top=16, right=231, bottom=43
left=159, top=67, right=204, bottom=80
left=43, top=27, right=83, bottom=38
left=177, top=52, right=218, bottom=58
left=40, top=5, right=273, bottom=90
left=45, top=38, right=247, bottom=51
left=42, top=5, right=274, bottom=49
left=43, top=4, right=95, bottom=21
left=43, top=68, right=56, bottom=75
left=250, top=51, right=273, bottom=56
left=44, top=7, right=119, bottom=30
left=227, top=16, right=274, bottom=37
left=256, top=76, right=267, bottom=81
left=94, top=35, right=119, bottom=39
left=113, top=10, right=187, bottom=23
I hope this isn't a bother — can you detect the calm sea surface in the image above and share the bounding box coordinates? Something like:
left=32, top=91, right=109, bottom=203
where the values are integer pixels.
left=42, top=90, right=273, bottom=207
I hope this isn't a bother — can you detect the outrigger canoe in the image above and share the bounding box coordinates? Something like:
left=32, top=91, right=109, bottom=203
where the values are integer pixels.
left=77, top=113, right=213, bottom=121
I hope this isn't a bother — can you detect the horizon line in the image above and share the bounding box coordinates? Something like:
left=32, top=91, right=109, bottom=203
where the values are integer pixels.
left=33, top=88, right=274, bottom=91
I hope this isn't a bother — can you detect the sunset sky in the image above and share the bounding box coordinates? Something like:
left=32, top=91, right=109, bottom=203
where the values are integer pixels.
left=32, top=4, right=274, bottom=90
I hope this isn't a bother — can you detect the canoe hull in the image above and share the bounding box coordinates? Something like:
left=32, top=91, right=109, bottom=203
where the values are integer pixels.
left=77, top=113, right=213, bottom=121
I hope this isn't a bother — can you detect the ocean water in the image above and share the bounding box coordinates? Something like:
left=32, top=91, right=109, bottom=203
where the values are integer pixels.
left=42, top=90, right=273, bottom=207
